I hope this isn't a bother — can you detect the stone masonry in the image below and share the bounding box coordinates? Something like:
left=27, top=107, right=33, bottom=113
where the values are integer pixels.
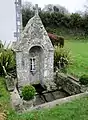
left=56, top=73, right=81, bottom=95
left=12, top=4, right=54, bottom=89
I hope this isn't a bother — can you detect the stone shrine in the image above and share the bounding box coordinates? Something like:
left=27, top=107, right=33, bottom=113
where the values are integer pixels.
left=13, top=4, right=54, bottom=89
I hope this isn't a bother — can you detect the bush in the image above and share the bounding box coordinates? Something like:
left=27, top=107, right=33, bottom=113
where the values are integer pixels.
left=79, top=74, right=88, bottom=85
left=0, top=41, right=16, bottom=76
left=54, top=46, right=72, bottom=72
left=22, top=85, right=36, bottom=101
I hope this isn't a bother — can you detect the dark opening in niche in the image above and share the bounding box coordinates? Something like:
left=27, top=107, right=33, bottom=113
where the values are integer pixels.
left=33, top=83, right=46, bottom=94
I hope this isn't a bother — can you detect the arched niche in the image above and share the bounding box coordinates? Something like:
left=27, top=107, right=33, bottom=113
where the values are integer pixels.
left=29, top=46, right=44, bottom=84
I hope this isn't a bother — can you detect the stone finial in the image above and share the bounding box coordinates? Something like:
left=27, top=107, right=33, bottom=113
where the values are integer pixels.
left=35, top=4, right=38, bottom=15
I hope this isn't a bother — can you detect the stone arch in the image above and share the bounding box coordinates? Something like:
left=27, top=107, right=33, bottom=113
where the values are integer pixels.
left=29, top=46, right=44, bottom=85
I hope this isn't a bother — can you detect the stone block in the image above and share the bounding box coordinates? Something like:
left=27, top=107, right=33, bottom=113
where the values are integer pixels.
left=5, top=75, right=15, bottom=91
left=56, top=73, right=81, bottom=95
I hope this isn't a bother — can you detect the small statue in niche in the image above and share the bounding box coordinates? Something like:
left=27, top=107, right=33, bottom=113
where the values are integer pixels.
left=30, top=57, right=36, bottom=75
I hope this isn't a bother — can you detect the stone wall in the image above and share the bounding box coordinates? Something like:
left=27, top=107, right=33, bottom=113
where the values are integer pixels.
left=32, top=92, right=88, bottom=111
left=11, top=87, right=88, bottom=113
left=17, top=92, right=88, bottom=112
left=55, top=73, right=81, bottom=95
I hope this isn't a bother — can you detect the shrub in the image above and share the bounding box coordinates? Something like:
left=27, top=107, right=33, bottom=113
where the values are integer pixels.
left=79, top=74, right=88, bottom=85
left=54, top=46, right=72, bottom=72
left=22, top=85, right=36, bottom=101
left=0, top=41, right=16, bottom=76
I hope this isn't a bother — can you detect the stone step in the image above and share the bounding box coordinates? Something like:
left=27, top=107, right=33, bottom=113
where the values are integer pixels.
left=33, top=90, right=69, bottom=106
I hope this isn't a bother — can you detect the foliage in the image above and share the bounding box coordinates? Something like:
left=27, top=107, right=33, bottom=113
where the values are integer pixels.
left=43, top=4, right=69, bottom=14
left=48, top=33, right=64, bottom=47
left=79, top=74, right=88, bottom=85
left=54, top=46, right=72, bottom=72
left=0, top=40, right=4, bottom=48
left=0, top=77, right=11, bottom=112
left=22, top=7, right=34, bottom=28
left=83, top=14, right=88, bottom=35
left=22, top=85, right=36, bottom=101
left=69, top=13, right=82, bottom=29
left=0, top=41, right=16, bottom=76
left=22, top=2, right=88, bottom=36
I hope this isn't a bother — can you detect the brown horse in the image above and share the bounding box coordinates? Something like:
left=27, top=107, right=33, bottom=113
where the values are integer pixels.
left=48, top=33, right=64, bottom=48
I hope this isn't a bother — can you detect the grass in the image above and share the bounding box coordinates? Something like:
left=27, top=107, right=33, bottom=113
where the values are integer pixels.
left=0, top=77, right=11, bottom=112
left=8, top=97, right=88, bottom=120
left=53, top=27, right=88, bottom=77
left=0, top=77, right=88, bottom=120
left=64, top=40, right=88, bottom=77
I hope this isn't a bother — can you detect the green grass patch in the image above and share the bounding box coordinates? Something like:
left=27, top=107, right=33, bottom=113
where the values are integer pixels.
left=7, top=97, right=88, bottom=120
left=64, top=40, right=88, bottom=77
left=0, top=77, right=11, bottom=112
left=48, top=27, right=88, bottom=77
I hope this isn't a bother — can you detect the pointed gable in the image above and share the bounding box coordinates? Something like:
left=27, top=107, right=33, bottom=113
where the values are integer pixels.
left=13, top=4, right=53, bottom=52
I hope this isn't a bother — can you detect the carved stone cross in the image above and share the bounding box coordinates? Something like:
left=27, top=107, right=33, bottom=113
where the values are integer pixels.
left=35, top=4, right=38, bottom=15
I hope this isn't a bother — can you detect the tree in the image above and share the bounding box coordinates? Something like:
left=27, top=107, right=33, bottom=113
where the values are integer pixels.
left=42, top=4, right=69, bottom=14
left=53, top=6, right=59, bottom=12
left=22, top=1, right=88, bottom=36
left=0, top=40, right=4, bottom=48
left=69, top=13, right=82, bottom=29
